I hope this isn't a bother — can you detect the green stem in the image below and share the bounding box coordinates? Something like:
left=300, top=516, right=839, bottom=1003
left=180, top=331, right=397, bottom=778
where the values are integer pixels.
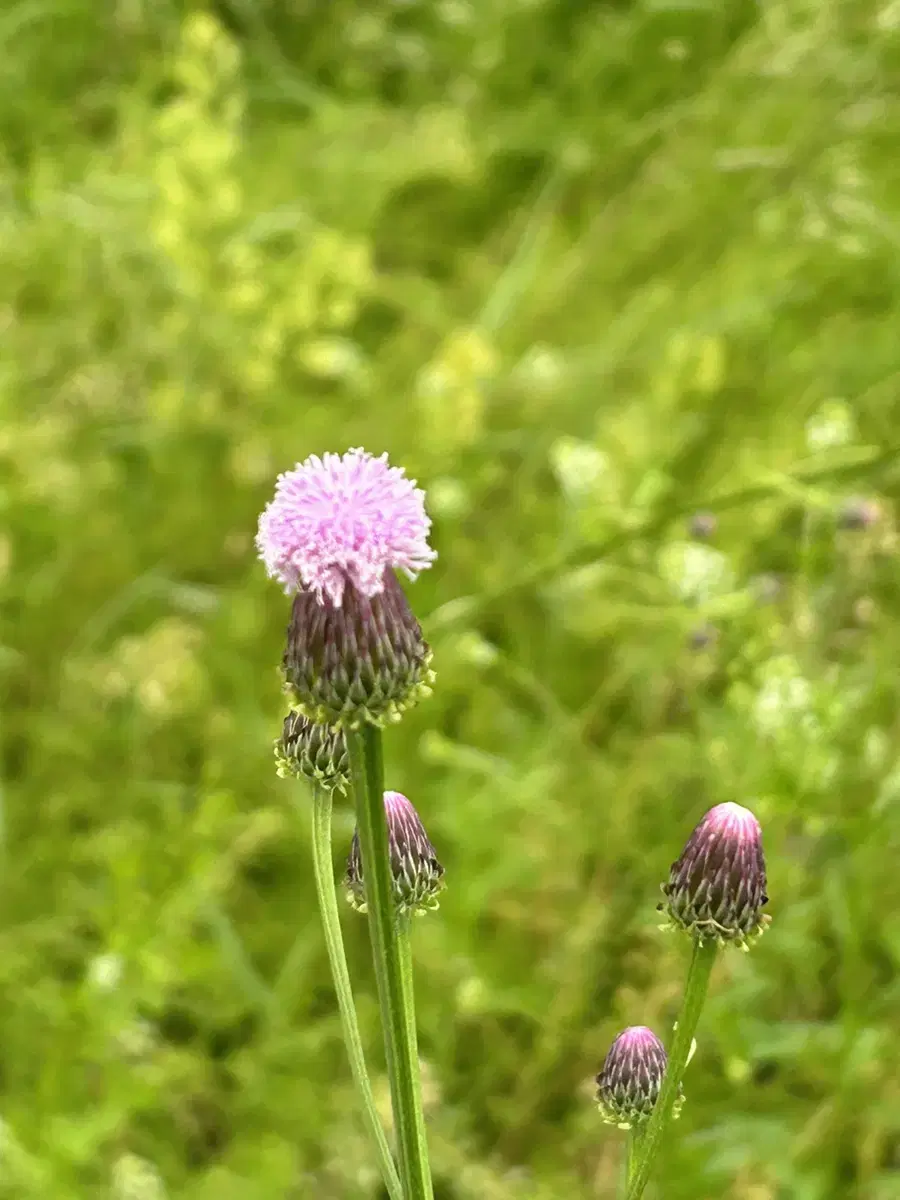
left=625, top=1129, right=642, bottom=1191
left=346, top=726, right=432, bottom=1200
left=626, top=938, right=717, bottom=1200
left=398, top=919, right=434, bottom=1200
left=310, top=786, right=403, bottom=1200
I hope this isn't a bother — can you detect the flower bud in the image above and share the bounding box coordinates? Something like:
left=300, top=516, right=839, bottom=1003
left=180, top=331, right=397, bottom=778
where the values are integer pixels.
left=274, top=710, right=349, bottom=793
left=596, top=1026, right=681, bottom=1129
left=688, top=511, right=717, bottom=540
left=283, top=570, right=434, bottom=728
left=838, top=497, right=881, bottom=531
left=660, top=802, right=770, bottom=949
left=346, top=791, right=444, bottom=917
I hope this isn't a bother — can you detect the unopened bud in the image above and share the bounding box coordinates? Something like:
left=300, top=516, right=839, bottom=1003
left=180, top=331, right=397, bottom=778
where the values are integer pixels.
left=596, top=1026, right=682, bottom=1129
left=275, top=711, right=349, bottom=793
left=838, top=497, right=881, bottom=531
left=346, top=791, right=444, bottom=917
left=660, top=802, right=770, bottom=949
left=688, top=511, right=718, bottom=541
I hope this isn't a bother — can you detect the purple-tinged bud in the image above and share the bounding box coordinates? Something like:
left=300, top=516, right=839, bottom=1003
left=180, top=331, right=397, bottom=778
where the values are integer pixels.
left=688, top=511, right=718, bottom=541
left=283, top=570, right=434, bottom=729
left=750, top=572, right=784, bottom=607
left=346, top=791, right=444, bottom=917
left=837, top=497, right=881, bottom=531
left=274, top=710, right=349, bottom=793
left=688, top=623, right=718, bottom=651
left=596, top=1027, right=682, bottom=1129
left=660, top=802, right=770, bottom=949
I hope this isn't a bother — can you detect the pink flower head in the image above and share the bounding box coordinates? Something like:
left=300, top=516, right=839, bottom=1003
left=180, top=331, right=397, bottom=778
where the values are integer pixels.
left=257, top=449, right=436, bottom=606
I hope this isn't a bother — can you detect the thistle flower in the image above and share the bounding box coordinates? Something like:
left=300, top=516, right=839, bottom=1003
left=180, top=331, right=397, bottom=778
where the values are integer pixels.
left=275, top=710, right=349, bottom=793
left=257, top=449, right=436, bottom=727
left=596, top=1027, right=682, bottom=1129
left=346, top=791, right=444, bottom=917
left=660, top=802, right=770, bottom=949
left=257, top=449, right=436, bottom=604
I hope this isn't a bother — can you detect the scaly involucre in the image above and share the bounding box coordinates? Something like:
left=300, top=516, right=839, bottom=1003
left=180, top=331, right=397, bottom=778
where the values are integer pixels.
left=346, top=791, right=444, bottom=917
left=274, top=711, right=350, bottom=793
left=282, top=569, right=433, bottom=728
left=596, top=1026, right=681, bottom=1129
left=660, top=802, right=770, bottom=949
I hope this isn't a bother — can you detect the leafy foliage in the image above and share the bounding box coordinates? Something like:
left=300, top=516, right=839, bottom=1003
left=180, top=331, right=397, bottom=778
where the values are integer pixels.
left=3, top=1, right=900, bottom=1196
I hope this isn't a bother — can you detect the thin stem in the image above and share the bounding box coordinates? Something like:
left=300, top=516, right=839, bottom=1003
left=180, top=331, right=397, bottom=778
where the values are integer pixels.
left=347, top=725, right=432, bottom=1200
left=624, top=1129, right=642, bottom=1191
left=626, top=938, right=717, bottom=1200
left=398, top=919, right=434, bottom=1200
left=309, top=785, right=403, bottom=1200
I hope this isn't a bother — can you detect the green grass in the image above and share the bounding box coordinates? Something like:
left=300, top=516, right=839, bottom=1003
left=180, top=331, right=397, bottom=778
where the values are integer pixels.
left=2, top=1, right=900, bottom=1196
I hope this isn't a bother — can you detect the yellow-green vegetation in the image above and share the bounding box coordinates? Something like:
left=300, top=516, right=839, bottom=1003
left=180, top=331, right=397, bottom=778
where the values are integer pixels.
left=3, top=2, right=900, bottom=1196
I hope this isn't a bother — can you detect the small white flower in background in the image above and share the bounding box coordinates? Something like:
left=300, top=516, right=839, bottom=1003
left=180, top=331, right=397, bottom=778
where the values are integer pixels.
left=805, top=399, right=855, bottom=452
left=658, top=541, right=734, bottom=604
left=515, top=344, right=565, bottom=390
left=428, top=477, right=470, bottom=520
left=549, top=437, right=611, bottom=503
left=751, top=656, right=819, bottom=739
left=111, top=1154, right=167, bottom=1200
left=454, top=630, right=499, bottom=668
left=114, top=1019, right=158, bottom=1063
left=298, top=336, right=365, bottom=380
left=86, top=953, right=124, bottom=994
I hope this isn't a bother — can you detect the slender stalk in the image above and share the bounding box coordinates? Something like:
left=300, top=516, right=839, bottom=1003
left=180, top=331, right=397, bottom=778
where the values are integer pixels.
left=346, top=725, right=432, bottom=1200
left=625, top=1129, right=642, bottom=1190
left=397, top=919, right=434, bottom=1200
left=626, top=938, right=717, bottom=1200
left=309, top=785, right=403, bottom=1200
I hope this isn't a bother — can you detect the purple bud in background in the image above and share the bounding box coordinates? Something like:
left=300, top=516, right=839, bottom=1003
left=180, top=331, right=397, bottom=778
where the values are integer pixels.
left=274, top=711, right=349, bottom=793
left=257, top=450, right=437, bottom=727
left=688, top=511, right=718, bottom=541
left=596, top=1027, right=682, bottom=1129
left=837, top=497, right=881, bottom=532
left=750, top=572, right=784, bottom=607
left=660, top=803, right=770, bottom=949
left=346, top=791, right=444, bottom=917
left=688, top=623, right=718, bottom=651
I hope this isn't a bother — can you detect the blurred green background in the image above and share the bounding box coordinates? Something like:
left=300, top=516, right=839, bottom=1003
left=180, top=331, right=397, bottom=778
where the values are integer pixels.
left=3, top=1, right=900, bottom=1196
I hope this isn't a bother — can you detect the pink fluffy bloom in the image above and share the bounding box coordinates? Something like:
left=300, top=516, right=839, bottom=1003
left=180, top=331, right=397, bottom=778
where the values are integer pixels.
left=257, top=449, right=436, bottom=605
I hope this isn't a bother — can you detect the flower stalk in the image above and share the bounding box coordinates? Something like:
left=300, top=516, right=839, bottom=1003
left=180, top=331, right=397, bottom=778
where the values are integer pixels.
left=309, top=784, right=402, bottom=1200
left=625, top=1131, right=642, bottom=1190
left=398, top=919, right=433, bottom=1199
left=625, top=938, right=717, bottom=1200
left=347, top=725, right=433, bottom=1200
